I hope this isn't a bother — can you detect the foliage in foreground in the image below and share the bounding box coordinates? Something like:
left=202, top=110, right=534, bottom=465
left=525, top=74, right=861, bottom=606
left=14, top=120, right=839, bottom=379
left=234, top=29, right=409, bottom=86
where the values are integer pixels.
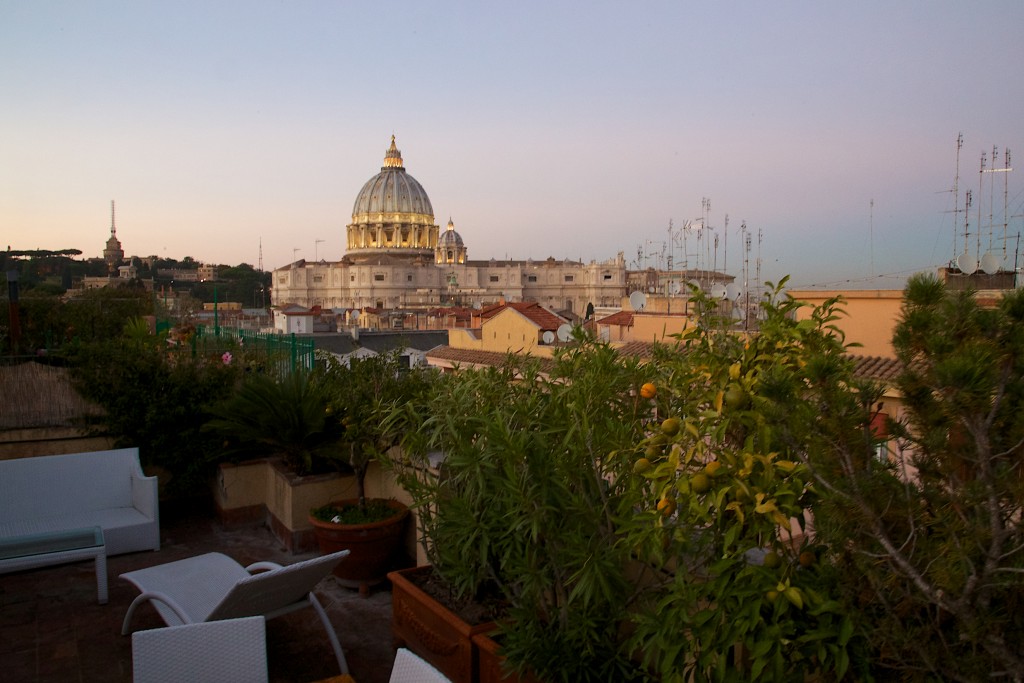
left=810, top=274, right=1024, bottom=682
left=623, top=281, right=866, bottom=682
left=68, top=322, right=242, bottom=496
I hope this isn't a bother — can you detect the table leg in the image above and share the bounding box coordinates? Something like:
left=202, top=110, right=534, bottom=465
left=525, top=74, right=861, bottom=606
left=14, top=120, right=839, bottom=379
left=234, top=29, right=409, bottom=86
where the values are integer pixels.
left=95, top=550, right=108, bottom=604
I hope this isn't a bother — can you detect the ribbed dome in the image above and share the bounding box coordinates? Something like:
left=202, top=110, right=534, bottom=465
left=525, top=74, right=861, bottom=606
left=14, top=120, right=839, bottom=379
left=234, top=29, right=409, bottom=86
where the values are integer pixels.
left=351, top=136, right=433, bottom=217
left=438, top=218, right=464, bottom=247
left=345, top=136, right=440, bottom=260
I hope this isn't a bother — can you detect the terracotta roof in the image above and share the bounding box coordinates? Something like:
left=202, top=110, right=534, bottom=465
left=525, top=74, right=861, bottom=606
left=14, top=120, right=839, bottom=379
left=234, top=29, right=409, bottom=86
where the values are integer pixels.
left=597, top=310, right=634, bottom=327
left=425, top=347, right=556, bottom=373
left=481, top=302, right=565, bottom=331
left=849, top=354, right=903, bottom=382
left=428, top=344, right=906, bottom=388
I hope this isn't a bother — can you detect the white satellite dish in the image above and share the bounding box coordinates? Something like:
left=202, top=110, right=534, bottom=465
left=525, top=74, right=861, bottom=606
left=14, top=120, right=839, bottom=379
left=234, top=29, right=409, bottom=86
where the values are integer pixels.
left=956, top=252, right=978, bottom=275
left=350, top=310, right=360, bottom=322
left=980, top=251, right=1001, bottom=275
left=688, top=279, right=701, bottom=291
left=542, top=330, right=555, bottom=344
left=628, top=291, right=647, bottom=311
left=556, top=324, right=573, bottom=342
left=725, top=283, right=742, bottom=301
left=667, top=281, right=680, bottom=295
left=711, top=284, right=727, bottom=300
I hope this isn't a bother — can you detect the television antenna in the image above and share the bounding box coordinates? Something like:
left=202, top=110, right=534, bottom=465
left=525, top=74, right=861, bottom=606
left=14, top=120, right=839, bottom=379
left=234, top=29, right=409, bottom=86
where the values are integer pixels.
left=314, top=239, right=325, bottom=261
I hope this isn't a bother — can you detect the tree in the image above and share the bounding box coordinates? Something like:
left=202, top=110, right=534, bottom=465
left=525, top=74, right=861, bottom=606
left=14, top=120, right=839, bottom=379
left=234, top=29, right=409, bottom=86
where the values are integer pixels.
left=623, top=281, right=862, bottom=682
left=809, top=274, right=1024, bottom=681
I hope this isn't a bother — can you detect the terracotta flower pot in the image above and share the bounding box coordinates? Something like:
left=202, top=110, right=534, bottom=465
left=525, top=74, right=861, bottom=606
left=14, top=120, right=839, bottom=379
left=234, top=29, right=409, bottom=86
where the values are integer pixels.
left=309, top=498, right=409, bottom=593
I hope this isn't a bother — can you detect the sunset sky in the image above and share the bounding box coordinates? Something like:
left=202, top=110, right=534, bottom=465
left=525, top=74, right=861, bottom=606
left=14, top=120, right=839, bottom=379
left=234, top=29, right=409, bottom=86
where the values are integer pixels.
left=3, top=1, right=1022, bottom=289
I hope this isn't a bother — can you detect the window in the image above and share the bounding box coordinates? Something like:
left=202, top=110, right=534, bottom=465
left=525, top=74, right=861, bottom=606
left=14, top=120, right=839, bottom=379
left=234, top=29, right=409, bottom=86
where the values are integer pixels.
left=564, top=275, right=574, bottom=282
left=527, top=275, right=537, bottom=282
left=374, top=274, right=385, bottom=282
left=350, top=275, right=355, bottom=282
left=407, top=275, right=413, bottom=282
left=313, top=276, right=323, bottom=283
left=603, top=273, right=613, bottom=281
left=489, top=275, right=499, bottom=282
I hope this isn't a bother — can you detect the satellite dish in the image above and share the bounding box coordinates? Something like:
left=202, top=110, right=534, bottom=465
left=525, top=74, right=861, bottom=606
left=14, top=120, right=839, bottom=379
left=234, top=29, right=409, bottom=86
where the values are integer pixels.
left=711, top=284, right=727, bottom=300
left=688, top=279, right=701, bottom=292
left=980, top=251, right=1001, bottom=275
left=957, top=252, right=978, bottom=275
left=628, top=291, right=647, bottom=311
left=542, top=330, right=555, bottom=344
left=667, top=281, right=680, bottom=295
left=725, top=283, right=742, bottom=300
left=556, top=324, right=573, bottom=342
left=350, top=310, right=360, bottom=322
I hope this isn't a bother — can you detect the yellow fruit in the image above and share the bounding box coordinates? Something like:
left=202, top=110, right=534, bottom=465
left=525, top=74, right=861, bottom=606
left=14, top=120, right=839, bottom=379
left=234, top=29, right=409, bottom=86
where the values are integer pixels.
left=763, top=551, right=781, bottom=569
left=766, top=590, right=779, bottom=603
left=633, top=457, right=652, bottom=474
left=703, top=461, right=722, bottom=477
left=656, top=498, right=676, bottom=516
left=640, top=382, right=657, bottom=399
left=799, top=550, right=816, bottom=568
left=661, top=417, right=681, bottom=436
left=644, top=444, right=661, bottom=459
left=690, top=472, right=711, bottom=494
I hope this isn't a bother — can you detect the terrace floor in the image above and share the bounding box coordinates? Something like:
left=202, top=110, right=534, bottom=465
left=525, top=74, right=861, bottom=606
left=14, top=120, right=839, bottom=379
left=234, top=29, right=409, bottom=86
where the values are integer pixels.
left=0, top=498, right=397, bottom=683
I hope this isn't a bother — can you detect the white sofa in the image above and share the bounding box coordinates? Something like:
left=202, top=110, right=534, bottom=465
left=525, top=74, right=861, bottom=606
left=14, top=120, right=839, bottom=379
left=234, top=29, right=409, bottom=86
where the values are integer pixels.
left=0, top=447, right=160, bottom=555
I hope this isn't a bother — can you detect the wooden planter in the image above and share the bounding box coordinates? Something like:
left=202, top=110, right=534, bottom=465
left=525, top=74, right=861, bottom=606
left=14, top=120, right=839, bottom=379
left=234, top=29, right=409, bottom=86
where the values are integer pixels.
left=473, top=631, right=543, bottom=683
left=388, top=566, right=497, bottom=683
left=309, top=498, right=409, bottom=593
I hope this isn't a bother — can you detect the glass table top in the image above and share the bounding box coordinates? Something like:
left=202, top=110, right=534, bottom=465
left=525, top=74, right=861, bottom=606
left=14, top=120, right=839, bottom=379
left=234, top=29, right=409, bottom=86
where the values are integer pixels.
left=0, top=526, right=104, bottom=560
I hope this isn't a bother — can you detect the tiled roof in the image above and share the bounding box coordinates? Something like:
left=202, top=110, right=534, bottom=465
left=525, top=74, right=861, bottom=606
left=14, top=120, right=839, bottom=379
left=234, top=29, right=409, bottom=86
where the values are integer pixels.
left=480, top=302, right=566, bottom=331
left=427, top=344, right=906, bottom=386
left=597, top=310, right=634, bottom=326
left=849, top=354, right=903, bottom=382
left=425, top=346, right=556, bottom=373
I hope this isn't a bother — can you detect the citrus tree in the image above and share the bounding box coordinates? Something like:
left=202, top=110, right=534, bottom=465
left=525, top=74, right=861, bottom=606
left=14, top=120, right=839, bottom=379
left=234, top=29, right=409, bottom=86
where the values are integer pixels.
left=622, top=281, right=866, bottom=682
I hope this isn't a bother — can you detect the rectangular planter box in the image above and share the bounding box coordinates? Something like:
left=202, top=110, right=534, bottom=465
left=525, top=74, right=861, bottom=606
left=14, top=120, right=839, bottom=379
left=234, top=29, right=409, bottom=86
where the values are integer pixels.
left=388, top=566, right=497, bottom=683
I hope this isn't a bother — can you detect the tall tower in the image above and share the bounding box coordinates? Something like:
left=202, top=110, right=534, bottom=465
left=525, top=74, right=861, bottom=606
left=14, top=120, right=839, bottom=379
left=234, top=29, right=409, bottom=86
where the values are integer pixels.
left=102, top=200, right=124, bottom=274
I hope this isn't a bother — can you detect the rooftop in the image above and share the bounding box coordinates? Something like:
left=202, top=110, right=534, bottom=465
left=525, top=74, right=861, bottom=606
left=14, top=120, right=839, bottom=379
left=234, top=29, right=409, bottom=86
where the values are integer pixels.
left=0, top=498, right=395, bottom=683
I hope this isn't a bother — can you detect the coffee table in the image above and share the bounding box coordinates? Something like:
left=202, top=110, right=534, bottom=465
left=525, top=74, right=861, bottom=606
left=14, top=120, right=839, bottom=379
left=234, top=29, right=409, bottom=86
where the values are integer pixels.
left=0, top=526, right=107, bottom=603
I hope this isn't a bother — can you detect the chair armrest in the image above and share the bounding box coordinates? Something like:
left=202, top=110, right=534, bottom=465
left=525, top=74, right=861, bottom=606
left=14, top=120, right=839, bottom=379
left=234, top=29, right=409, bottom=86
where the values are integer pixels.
left=121, top=590, right=195, bottom=634
left=245, top=561, right=284, bottom=574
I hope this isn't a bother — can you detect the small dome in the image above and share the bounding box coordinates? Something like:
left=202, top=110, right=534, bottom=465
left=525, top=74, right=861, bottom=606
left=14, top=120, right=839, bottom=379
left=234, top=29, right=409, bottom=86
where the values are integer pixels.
left=438, top=218, right=464, bottom=247
left=351, top=136, right=433, bottom=217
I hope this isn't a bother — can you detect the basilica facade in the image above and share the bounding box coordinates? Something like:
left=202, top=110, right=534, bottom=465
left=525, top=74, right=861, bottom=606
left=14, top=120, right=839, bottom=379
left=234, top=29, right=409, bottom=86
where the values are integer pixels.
left=271, top=137, right=626, bottom=316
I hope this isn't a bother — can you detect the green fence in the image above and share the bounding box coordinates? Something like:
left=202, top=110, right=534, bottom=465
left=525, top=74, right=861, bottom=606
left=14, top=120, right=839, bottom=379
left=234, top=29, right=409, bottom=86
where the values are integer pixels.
left=193, top=327, right=315, bottom=373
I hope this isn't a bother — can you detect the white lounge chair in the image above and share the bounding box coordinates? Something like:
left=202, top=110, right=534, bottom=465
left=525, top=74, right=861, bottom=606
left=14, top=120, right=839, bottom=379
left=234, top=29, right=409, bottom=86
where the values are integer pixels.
left=121, top=550, right=350, bottom=675
left=132, top=616, right=268, bottom=683
left=389, top=647, right=452, bottom=682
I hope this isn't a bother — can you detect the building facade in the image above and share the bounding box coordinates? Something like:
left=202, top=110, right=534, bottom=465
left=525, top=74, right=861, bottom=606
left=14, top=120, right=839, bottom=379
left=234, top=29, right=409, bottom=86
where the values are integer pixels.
left=271, top=137, right=627, bottom=316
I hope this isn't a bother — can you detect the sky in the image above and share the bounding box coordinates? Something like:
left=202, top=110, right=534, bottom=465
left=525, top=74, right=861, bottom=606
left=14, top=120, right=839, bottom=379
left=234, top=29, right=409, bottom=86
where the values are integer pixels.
left=2, top=1, right=1023, bottom=290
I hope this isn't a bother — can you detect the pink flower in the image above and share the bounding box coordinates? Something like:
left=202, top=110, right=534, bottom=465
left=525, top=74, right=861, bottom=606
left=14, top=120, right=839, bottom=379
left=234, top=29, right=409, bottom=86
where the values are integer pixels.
left=222, top=352, right=233, bottom=365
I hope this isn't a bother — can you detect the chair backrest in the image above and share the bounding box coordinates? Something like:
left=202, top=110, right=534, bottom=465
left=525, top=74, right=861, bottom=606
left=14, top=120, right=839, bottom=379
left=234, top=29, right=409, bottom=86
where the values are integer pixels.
left=207, top=550, right=350, bottom=621
left=389, top=647, right=452, bottom=683
left=133, top=616, right=268, bottom=683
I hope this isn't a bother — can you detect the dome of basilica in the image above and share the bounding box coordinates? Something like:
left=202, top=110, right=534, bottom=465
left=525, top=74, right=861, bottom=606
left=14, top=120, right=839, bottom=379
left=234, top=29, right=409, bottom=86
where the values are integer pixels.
left=351, top=136, right=433, bottom=217
left=346, top=136, right=439, bottom=260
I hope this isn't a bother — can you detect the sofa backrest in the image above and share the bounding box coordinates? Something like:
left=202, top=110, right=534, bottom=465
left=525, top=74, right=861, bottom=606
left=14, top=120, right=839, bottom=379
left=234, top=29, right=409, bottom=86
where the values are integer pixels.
left=0, top=448, right=142, bottom=522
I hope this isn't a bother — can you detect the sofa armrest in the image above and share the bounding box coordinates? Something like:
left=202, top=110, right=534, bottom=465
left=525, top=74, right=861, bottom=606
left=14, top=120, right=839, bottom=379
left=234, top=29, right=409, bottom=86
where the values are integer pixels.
left=130, top=458, right=161, bottom=551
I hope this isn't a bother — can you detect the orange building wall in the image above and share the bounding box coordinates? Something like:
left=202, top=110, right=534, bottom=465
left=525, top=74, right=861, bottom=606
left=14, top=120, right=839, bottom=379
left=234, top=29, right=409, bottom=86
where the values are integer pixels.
left=788, top=290, right=904, bottom=358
